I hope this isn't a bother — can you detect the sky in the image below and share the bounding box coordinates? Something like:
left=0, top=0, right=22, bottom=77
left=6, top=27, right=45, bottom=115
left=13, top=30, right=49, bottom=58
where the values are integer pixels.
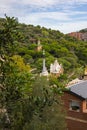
left=0, top=0, right=87, bottom=34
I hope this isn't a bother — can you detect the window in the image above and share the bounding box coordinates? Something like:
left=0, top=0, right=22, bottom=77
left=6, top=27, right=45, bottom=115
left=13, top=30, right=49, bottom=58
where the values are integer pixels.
left=69, top=100, right=80, bottom=111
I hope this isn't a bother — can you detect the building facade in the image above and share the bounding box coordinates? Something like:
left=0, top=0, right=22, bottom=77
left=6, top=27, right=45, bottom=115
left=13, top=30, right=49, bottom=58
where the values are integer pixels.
left=68, top=32, right=82, bottom=40
left=68, top=32, right=87, bottom=41
left=62, top=80, right=87, bottom=130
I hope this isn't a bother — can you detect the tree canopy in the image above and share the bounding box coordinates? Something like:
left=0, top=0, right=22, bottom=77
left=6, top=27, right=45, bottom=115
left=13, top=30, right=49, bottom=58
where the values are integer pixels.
left=0, top=15, right=67, bottom=130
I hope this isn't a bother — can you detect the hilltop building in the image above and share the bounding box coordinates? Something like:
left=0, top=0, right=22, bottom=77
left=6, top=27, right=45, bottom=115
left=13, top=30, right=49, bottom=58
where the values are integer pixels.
left=82, top=33, right=87, bottom=41
left=68, top=32, right=87, bottom=41
left=68, top=32, right=82, bottom=40
left=36, top=40, right=42, bottom=52
left=50, top=59, right=63, bottom=77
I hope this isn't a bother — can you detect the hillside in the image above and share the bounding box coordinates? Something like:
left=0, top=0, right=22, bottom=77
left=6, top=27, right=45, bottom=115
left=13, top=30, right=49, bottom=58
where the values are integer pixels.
left=0, top=17, right=87, bottom=80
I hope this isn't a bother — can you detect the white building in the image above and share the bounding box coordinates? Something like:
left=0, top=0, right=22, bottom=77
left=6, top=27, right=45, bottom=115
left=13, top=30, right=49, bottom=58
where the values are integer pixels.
left=50, top=59, right=63, bottom=77
left=40, top=50, right=63, bottom=77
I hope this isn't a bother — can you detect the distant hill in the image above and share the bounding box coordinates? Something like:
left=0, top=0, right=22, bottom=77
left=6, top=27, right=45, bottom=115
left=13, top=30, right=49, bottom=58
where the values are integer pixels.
left=0, top=17, right=87, bottom=80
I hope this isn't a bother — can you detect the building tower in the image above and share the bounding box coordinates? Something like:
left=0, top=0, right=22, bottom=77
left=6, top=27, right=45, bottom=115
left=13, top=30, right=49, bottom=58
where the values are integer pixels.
left=36, top=40, right=42, bottom=51
left=40, top=50, right=49, bottom=76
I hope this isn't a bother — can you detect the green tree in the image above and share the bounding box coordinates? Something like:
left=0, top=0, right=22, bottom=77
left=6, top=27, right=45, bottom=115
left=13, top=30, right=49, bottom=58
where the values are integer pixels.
left=0, top=15, right=32, bottom=130
left=22, top=76, right=66, bottom=130
left=0, top=15, right=66, bottom=130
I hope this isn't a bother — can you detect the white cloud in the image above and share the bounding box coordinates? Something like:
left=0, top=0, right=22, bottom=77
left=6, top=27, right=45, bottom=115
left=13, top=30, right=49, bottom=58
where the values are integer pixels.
left=0, top=0, right=87, bottom=33
left=18, top=11, right=87, bottom=34
left=18, top=10, right=87, bottom=24
left=1, top=0, right=87, bottom=9
left=18, top=0, right=87, bottom=8
left=59, top=21, right=87, bottom=34
left=18, top=11, right=71, bottom=32
left=0, top=0, right=87, bottom=15
left=19, top=0, right=87, bottom=6
left=0, top=0, right=16, bottom=17
left=19, top=11, right=70, bottom=22
left=19, top=0, right=57, bottom=6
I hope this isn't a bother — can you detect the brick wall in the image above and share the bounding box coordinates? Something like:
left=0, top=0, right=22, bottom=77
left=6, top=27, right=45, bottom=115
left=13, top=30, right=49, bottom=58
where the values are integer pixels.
left=67, top=119, right=87, bottom=130
left=68, top=32, right=87, bottom=41
left=68, top=32, right=82, bottom=40
left=62, top=91, right=87, bottom=130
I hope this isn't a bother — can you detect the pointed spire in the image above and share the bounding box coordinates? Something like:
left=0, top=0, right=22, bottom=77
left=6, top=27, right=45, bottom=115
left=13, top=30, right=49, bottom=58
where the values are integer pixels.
left=37, top=39, right=42, bottom=51
left=40, top=50, right=49, bottom=76
left=37, top=39, right=40, bottom=46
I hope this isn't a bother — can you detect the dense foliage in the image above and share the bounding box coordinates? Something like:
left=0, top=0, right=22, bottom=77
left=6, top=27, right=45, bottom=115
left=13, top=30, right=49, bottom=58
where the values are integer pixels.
left=0, top=17, right=87, bottom=81
left=0, top=15, right=87, bottom=129
left=13, top=20, right=87, bottom=79
left=0, top=16, right=67, bottom=130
